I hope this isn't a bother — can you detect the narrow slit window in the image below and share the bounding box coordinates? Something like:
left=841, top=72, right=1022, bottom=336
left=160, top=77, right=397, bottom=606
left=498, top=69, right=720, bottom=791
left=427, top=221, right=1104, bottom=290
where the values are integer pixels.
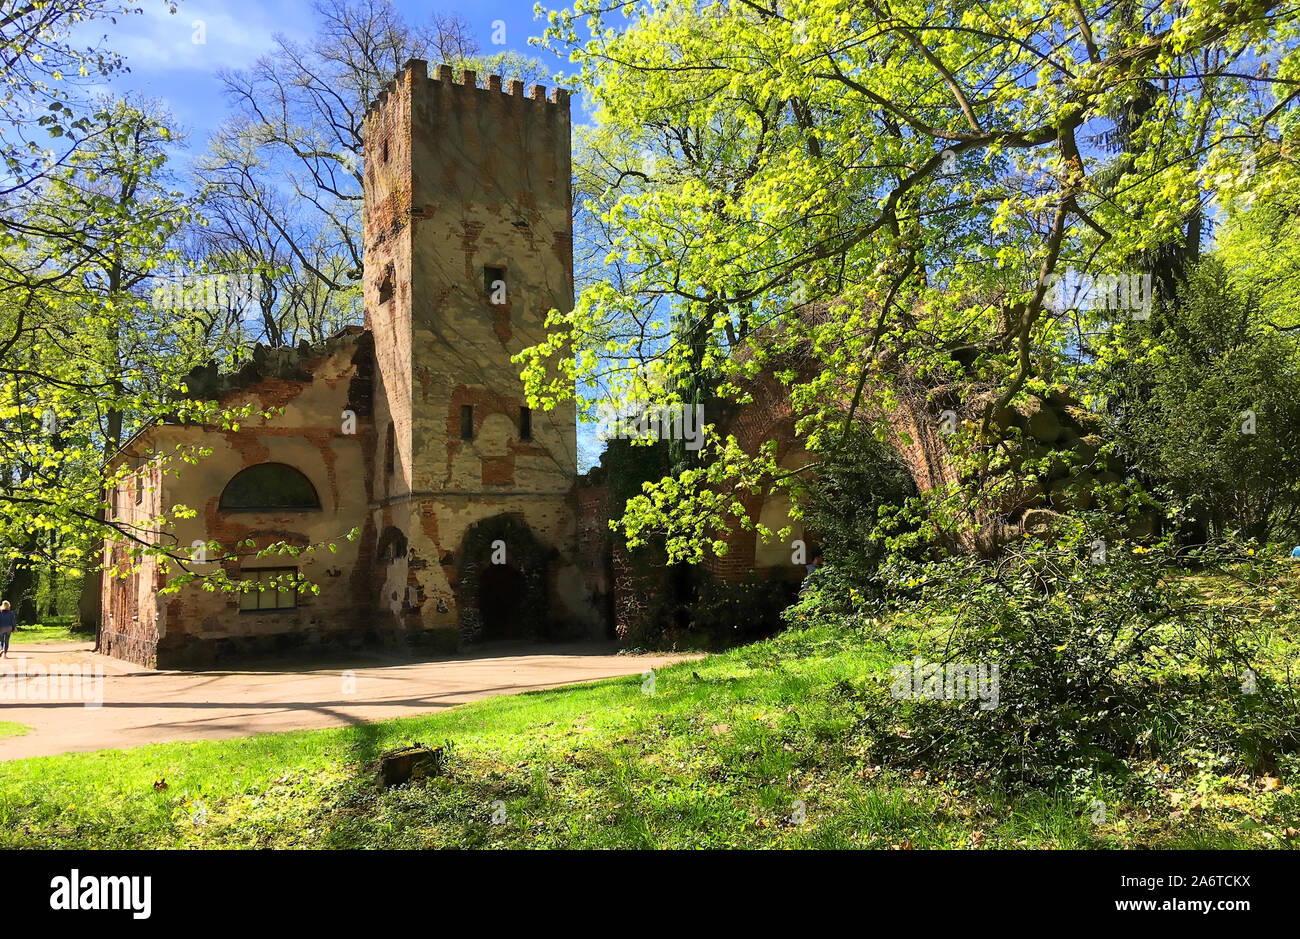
left=379, top=263, right=394, bottom=305
left=135, top=470, right=143, bottom=505
left=381, top=138, right=389, bottom=164
left=519, top=405, right=532, bottom=441
left=384, top=422, right=395, bottom=477
left=484, top=265, right=506, bottom=305
left=460, top=405, right=474, bottom=440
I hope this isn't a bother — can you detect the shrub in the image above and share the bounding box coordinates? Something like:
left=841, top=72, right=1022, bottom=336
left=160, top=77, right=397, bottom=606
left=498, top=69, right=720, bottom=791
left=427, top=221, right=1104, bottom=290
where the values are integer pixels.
left=618, top=561, right=798, bottom=650
left=798, top=429, right=917, bottom=584
left=810, top=517, right=1300, bottom=790
left=688, top=573, right=798, bottom=644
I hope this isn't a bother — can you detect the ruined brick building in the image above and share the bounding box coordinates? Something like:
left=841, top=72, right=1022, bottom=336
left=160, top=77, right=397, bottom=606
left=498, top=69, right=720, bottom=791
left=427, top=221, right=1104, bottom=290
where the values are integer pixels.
left=101, top=61, right=604, bottom=667
left=99, top=61, right=1095, bottom=668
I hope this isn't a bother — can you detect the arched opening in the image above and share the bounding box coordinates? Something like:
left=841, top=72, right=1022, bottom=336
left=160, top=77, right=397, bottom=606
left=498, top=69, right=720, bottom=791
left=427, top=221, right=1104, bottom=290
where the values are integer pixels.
left=218, top=463, right=321, bottom=512
left=455, top=514, right=556, bottom=644
left=477, top=563, right=528, bottom=640
left=376, top=525, right=407, bottom=562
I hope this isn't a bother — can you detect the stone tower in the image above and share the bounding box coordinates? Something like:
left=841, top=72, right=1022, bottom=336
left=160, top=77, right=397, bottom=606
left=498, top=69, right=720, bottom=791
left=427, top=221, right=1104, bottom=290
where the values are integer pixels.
left=362, top=59, right=592, bottom=647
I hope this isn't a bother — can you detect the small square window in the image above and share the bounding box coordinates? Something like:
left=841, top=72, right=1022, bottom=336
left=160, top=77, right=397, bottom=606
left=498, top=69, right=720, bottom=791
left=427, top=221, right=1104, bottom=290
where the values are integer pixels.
left=239, top=568, right=299, bottom=612
left=519, top=406, right=532, bottom=441
left=460, top=405, right=474, bottom=440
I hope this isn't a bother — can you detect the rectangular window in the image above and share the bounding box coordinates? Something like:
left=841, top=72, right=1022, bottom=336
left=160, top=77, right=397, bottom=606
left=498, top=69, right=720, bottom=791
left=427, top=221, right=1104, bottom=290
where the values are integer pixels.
left=484, top=265, right=506, bottom=304
left=239, top=568, right=299, bottom=612
left=460, top=405, right=474, bottom=440
left=519, top=405, right=532, bottom=441
left=135, top=470, right=143, bottom=505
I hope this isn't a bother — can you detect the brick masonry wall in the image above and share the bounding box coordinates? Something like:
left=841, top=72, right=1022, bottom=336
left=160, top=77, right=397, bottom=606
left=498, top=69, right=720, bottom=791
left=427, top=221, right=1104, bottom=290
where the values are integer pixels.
left=102, top=336, right=378, bottom=667
left=362, top=60, right=598, bottom=642
left=100, top=455, right=165, bottom=667
left=100, top=61, right=608, bottom=667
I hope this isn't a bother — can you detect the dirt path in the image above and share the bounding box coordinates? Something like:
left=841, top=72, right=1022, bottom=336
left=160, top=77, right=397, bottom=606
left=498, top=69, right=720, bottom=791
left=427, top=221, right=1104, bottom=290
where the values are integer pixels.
left=0, top=640, right=695, bottom=762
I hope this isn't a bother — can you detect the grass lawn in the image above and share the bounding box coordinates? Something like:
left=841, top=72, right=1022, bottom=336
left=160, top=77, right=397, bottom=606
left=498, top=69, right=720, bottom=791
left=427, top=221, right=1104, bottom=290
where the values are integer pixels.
left=13, top=615, right=92, bottom=644
left=0, top=621, right=1295, bottom=849
left=0, top=723, right=30, bottom=740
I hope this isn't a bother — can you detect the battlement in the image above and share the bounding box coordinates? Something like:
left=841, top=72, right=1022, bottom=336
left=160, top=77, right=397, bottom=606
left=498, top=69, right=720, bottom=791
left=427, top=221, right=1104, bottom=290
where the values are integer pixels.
left=364, top=58, right=569, bottom=124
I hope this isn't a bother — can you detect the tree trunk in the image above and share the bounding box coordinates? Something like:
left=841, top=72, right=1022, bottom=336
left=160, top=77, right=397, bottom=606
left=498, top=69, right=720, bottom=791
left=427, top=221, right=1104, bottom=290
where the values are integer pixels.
left=78, top=561, right=102, bottom=636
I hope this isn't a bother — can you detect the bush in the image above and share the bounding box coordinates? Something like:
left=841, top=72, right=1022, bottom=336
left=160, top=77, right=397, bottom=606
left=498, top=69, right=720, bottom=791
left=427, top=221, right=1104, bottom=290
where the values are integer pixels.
left=798, top=428, right=917, bottom=584
left=617, top=560, right=798, bottom=650
left=1102, top=257, right=1300, bottom=543
left=799, top=517, right=1300, bottom=790
left=688, top=573, right=798, bottom=644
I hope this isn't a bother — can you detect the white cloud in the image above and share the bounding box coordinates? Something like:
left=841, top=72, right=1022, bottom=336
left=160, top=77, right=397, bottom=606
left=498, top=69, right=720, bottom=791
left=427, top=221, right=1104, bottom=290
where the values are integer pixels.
left=72, top=0, right=311, bottom=73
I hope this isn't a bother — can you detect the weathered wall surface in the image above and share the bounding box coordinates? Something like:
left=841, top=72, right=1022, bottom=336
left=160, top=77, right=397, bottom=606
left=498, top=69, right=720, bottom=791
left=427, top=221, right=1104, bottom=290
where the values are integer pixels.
left=100, top=452, right=166, bottom=667
left=102, top=335, right=376, bottom=666
left=703, top=374, right=817, bottom=583
left=101, top=60, right=602, bottom=668
left=363, top=60, right=597, bottom=644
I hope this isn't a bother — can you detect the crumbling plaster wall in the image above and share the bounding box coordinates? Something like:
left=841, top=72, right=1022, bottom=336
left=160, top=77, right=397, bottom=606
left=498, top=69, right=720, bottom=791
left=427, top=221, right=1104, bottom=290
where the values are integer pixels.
left=363, top=61, right=596, bottom=643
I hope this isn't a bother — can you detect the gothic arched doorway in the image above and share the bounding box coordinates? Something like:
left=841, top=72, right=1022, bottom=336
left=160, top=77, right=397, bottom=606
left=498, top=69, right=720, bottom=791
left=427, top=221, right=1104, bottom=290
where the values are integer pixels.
left=456, top=514, right=556, bottom=644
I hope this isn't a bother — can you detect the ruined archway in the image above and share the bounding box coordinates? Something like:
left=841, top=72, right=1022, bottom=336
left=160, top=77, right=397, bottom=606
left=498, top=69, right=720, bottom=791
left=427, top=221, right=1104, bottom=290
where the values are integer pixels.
left=456, top=514, right=557, bottom=644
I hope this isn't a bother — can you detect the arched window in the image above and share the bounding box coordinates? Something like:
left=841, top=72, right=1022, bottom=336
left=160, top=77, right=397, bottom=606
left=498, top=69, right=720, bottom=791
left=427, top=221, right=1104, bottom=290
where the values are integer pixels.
left=376, top=526, right=408, bottom=562
left=218, top=463, right=321, bottom=512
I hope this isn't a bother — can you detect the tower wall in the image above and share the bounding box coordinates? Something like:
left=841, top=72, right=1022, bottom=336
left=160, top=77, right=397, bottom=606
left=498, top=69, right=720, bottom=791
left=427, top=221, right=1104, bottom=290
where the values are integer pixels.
left=363, top=60, right=595, bottom=646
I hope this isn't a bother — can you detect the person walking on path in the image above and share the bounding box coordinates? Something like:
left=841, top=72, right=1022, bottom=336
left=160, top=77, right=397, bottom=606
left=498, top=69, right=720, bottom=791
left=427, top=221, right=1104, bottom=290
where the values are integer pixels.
left=0, top=601, right=17, bottom=658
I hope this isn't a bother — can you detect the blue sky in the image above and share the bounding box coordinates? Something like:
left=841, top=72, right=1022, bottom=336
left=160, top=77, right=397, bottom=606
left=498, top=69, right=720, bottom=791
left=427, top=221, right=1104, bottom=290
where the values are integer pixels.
left=72, top=0, right=605, bottom=468
left=76, top=0, right=573, bottom=147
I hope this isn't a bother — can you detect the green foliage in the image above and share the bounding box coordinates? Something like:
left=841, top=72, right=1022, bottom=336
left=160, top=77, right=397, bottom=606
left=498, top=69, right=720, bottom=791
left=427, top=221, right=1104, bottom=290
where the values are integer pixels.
left=0, top=97, right=228, bottom=607
left=798, top=428, right=917, bottom=582
left=1100, top=257, right=1300, bottom=542
left=0, top=621, right=1294, bottom=848
left=808, top=519, right=1300, bottom=791
left=520, top=0, right=1300, bottom=560
left=687, top=573, right=797, bottom=645
left=614, top=562, right=795, bottom=651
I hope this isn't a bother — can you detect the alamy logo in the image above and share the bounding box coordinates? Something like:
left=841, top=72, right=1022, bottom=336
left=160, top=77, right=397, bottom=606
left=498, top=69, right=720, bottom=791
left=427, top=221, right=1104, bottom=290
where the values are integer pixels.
left=1045, top=268, right=1153, bottom=320
left=50, top=870, right=151, bottom=919
left=594, top=401, right=705, bottom=451
left=890, top=657, right=1000, bottom=710
left=151, top=269, right=259, bottom=313
left=0, top=660, right=103, bottom=707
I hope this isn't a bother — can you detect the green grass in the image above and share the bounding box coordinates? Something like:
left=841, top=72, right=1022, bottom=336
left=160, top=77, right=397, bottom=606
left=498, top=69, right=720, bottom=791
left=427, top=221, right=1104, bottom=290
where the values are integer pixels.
left=12, top=615, right=91, bottom=644
left=0, top=723, right=30, bottom=740
left=0, top=622, right=1295, bottom=848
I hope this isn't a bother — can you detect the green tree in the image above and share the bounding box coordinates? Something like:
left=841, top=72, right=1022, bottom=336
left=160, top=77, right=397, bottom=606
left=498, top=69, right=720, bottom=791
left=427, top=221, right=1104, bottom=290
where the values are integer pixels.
left=1101, top=257, right=1300, bottom=543
left=520, top=0, right=1300, bottom=561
